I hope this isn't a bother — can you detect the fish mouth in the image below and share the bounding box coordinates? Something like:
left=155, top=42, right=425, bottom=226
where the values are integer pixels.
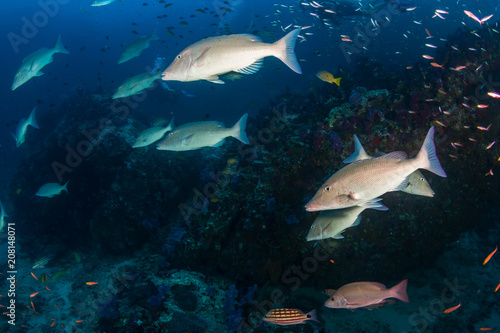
left=161, top=72, right=171, bottom=81
left=304, top=203, right=323, bottom=212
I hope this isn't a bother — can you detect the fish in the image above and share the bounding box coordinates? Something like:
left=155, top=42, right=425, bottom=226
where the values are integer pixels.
left=306, top=199, right=388, bottom=241
left=0, top=199, right=7, bottom=232
left=161, top=28, right=302, bottom=84
left=157, top=114, right=249, bottom=151
left=90, top=0, right=117, bottom=6
left=343, top=135, right=435, bottom=197
left=305, top=127, right=446, bottom=211
left=483, top=246, right=497, bottom=265
left=112, top=72, right=161, bottom=99
left=324, top=279, right=409, bottom=309
left=13, top=107, right=39, bottom=148
left=32, top=257, right=50, bottom=269
left=316, top=70, right=341, bottom=86
left=12, top=35, right=69, bottom=91
left=36, top=181, right=69, bottom=198
left=444, top=303, right=461, bottom=313
left=263, top=308, right=318, bottom=326
left=86, top=282, right=98, bottom=285
left=118, top=28, right=159, bottom=64
left=133, top=117, right=175, bottom=148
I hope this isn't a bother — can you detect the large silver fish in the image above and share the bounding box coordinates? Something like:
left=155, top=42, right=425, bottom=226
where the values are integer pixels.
left=306, top=199, right=388, bottom=241
left=13, top=107, right=39, bottom=148
left=343, top=135, right=435, bottom=197
left=157, top=114, right=249, bottom=151
left=112, top=72, right=161, bottom=99
left=161, top=28, right=302, bottom=84
left=12, top=35, right=69, bottom=91
left=305, top=127, right=446, bottom=211
left=118, top=29, right=159, bottom=64
left=133, top=117, right=175, bottom=148
left=324, top=279, right=409, bottom=309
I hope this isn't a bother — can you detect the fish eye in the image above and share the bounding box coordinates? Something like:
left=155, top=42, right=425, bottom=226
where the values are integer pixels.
left=331, top=297, right=334, bottom=301
left=420, top=177, right=425, bottom=181
left=168, top=133, right=173, bottom=136
left=325, top=186, right=331, bottom=192
left=176, top=55, right=181, bottom=59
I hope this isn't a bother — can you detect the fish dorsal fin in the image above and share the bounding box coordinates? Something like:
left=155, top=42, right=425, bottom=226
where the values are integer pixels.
left=389, top=176, right=410, bottom=192
left=344, top=135, right=373, bottom=163
left=378, top=151, right=408, bottom=160
left=371, top=282, right=387, bottom=289
left=204, top=75, right=224, bottom=84
left=238, top=34, right=263, bottom=43
left=234, top=59, right=263, bottom=75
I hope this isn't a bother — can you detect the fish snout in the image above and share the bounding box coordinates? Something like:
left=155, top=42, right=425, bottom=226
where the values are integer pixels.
left=305, top=203, right=323, bottom=212
left=161, top=71, right=172, bottom=81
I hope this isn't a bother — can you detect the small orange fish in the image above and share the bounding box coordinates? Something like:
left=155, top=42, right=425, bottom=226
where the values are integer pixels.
left=477, top=104, right=489, bottom=108
left=487, top=142, right=495, bottom=150
left=0, top=304, right=5, bottom=308
left=75, top=320, right=84, bottom=323
left=425, top=28, right=432, bottom=37
left=494, top=282, right=500, bottom=292
left=31, top=301, right=35, bottom=312
left=477, top=124, right=492, bottom=131
left=422, top=55, right=434, bottom=60
left=86, top=282, right=98, bottom=285
left=435, top=120, right=446, bottom=127
left=45, top=286, right=51, bottom=291
left=51, top=319, right=56, bottom=327
left=30, top=292, right=39, bottom=298
left=444, top=303, right=461, bottom=313
left=430, top=62, right=443, bottom=68
left=488, top=92, right=500, bottom=98
left=263, top=308, right=318, bottom=326
left=30, top=272, right=38, bottom=281
left=483, top=246, right=498, bottom=265
left=480, top=328, right=493, bottom=331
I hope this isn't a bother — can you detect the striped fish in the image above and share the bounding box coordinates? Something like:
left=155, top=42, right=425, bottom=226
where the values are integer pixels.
left=263, top=308, right=318, bottom=326
left=32, top=256, right=50, bottom=269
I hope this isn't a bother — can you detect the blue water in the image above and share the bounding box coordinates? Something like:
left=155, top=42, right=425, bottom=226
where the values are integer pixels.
left=1, top=0, right=500, bottom=332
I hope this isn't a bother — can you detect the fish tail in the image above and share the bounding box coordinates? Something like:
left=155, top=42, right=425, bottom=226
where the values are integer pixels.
left=390, top=279, right=409, bottom=303
left=343, top=135, right=371, bottom=163
left=416, top=127, right=447, bottom=177
left=55, top=35, right=69, bottom=55
left=333, top=77, right=341, bottom=86
left=28, top=107, right=39, bottom=129
left=231, top=113, right=249, bottom=144
left=307, top=309, right=319, bottom=323
left=62, top=181, right=69, bottom=194
left=273, top=28, right=302, bottom=74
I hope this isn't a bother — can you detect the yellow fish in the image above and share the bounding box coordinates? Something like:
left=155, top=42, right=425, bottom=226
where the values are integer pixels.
left=316, top=70, right=341, bottom=86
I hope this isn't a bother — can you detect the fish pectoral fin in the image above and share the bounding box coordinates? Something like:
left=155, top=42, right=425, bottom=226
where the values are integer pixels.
left=234, top=59, right=263, bottom=75
left=35, top=71, right=44, bottom=77
left=204, top=75, right=225, bottom=84
left=389, top=176, right=410, bottom=192
left=192, top=47, right=211, bottom=68
left=181, top=134, right=195, bottom=146
left=348, top=191, right=359, bottom=200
